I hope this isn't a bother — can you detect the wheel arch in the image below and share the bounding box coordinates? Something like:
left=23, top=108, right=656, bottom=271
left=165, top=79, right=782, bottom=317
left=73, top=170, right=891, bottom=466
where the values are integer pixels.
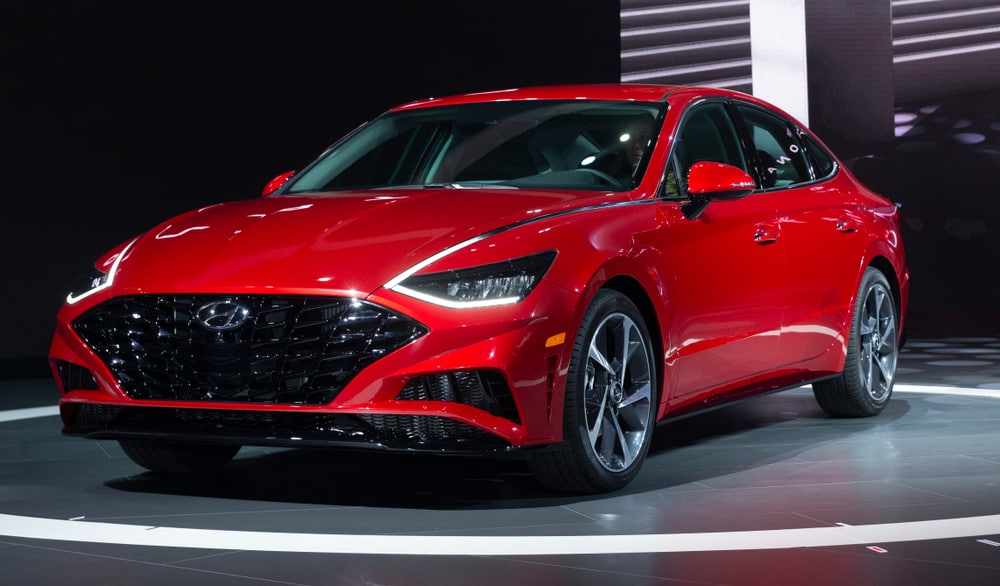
left=867, top=255, right=904, bottom=325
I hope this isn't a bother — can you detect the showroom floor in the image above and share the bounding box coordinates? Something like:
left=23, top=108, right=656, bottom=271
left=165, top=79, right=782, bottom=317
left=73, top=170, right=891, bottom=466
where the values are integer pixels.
left=2, top=338, right=1000, bottom=585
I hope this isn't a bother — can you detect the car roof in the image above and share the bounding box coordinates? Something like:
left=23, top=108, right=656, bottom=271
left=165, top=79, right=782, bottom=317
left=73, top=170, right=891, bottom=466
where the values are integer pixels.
left=390, top=84, right=729, bottom=111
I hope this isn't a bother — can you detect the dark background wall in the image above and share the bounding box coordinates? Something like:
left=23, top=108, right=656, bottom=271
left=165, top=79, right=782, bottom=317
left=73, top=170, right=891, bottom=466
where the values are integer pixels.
left=803, top=1, right=1000, bottom=338
left=5, top=1, right=1000, bottom=377
left=1, top=1, right=621, bottom=374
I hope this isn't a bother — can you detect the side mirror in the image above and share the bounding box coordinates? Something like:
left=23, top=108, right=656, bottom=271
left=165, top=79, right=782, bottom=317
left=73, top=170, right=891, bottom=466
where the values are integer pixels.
left=687, top=161, right=755, bottom=198
left=261, top=170, right=296, bottom=196
left=682, top=162, right=756, bottom=220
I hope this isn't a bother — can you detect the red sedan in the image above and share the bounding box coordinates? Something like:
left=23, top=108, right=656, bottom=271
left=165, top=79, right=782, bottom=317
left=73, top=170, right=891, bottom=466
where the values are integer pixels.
left=50, top=85, right=909, bottom=492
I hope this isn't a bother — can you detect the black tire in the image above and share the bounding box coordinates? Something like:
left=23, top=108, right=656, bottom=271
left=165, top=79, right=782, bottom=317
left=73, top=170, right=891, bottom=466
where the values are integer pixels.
left=119, top=439, right=240, bottom=473
left=813, top=268, right=899, bottom=417
left=529, top=290, right=658, bottom=493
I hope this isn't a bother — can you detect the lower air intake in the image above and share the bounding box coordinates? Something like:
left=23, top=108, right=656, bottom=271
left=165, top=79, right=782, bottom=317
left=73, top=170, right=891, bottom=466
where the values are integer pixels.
left=397, top=370, right=521, bottom=424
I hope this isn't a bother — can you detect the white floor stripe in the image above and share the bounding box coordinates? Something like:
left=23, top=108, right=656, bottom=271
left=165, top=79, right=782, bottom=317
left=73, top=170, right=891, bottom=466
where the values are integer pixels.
left=894, top=384, right=1000, bottom=399
left=0, top=405, right=58, bottom=423
left=0, top=513, right=998, bottom=555
left=1, top=384, right=998, bottom=555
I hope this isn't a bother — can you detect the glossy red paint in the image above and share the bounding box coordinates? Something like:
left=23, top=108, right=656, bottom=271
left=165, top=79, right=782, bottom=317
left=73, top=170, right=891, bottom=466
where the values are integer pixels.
left=49, top=85, right=909, bottom=491
left=686, top=161, right=756, bottom=196
left=261, top=170, right=295, bottom=196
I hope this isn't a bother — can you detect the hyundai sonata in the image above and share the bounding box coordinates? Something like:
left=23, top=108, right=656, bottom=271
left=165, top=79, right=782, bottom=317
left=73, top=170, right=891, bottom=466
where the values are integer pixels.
left=50, top=85, right=909, bottom=492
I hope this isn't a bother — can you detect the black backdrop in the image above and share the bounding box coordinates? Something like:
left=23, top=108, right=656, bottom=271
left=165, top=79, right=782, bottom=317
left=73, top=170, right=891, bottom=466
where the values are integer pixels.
left=6, top=1, right=999, bottom=377
left=1, top=1, right=621, bottom=373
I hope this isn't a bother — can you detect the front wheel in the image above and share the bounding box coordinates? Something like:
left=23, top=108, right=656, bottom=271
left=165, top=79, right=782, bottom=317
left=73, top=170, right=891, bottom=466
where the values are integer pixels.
left=119, top=439, right=240, bottom=474
left=530, top=290, right=658, bottom=493
left=813, top=268, right=899, bottom=417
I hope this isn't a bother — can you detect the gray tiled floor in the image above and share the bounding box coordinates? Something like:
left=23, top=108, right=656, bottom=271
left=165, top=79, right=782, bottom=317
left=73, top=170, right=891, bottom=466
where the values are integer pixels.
left=2, top=339, right=1000, bottom=584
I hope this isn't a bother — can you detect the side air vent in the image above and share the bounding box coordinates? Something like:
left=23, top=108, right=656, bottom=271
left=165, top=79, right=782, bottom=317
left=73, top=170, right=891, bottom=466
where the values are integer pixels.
left=397, top=370, right=521, bottom=424
left=55, top=360, right=99, bottom=392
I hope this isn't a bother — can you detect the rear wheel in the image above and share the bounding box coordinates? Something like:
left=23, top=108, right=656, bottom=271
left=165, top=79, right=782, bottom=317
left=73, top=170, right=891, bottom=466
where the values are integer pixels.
left=530, top=290, right=657, bottom=493
left=813, top=268, right=898, bottom=417
left=119, top=439, right=240, bottom=473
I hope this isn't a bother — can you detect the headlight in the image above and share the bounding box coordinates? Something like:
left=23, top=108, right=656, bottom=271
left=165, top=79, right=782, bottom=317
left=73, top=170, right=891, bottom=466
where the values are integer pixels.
left=65, top=238, right=138, bottom=305
left=390, top=250, right=557, bottom=308
left=66, top=267, right=110, bottom=304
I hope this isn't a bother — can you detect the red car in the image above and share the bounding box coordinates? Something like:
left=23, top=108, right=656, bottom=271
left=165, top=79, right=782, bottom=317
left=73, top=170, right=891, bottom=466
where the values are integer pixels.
left=50, top=85, right=908, bottom=493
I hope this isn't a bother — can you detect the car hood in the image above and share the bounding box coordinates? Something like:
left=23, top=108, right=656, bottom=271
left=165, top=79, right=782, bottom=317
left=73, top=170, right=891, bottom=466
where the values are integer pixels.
left=112, top=188, right=607, bottom=296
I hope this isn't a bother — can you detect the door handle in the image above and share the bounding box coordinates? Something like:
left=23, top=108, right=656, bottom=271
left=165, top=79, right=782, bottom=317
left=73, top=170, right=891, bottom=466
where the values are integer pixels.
left=836, top=217, right=859, bottom=233
left=753, top=224, right=779, bottom=245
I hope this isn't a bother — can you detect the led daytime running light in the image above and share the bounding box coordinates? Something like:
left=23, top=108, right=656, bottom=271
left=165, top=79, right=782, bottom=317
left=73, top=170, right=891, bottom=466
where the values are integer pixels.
left=391, top=250, right=557, bottom=309
left=66, top=238, right=138, bottom=305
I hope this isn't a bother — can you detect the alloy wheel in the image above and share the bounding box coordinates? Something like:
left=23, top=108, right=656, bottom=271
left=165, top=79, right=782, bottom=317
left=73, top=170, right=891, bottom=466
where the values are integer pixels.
left=583, top=312, right=654, bottom=472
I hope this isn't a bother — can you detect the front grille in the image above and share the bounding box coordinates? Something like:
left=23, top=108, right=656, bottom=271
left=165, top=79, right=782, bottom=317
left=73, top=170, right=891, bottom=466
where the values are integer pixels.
left=72, top=295, right=427, bottom=405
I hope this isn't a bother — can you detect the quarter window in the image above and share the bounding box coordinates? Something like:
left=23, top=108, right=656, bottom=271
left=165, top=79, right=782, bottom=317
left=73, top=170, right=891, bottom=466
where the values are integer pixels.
left=802, top=134, right=836, bottom=178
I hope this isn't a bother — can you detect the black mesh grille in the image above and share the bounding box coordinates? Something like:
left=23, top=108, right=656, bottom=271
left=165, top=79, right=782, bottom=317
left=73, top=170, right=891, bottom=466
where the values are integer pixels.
left=397, top=371, right=521, bottom=424
left=72, top=295, right=427, bottom=405
left=73, top=403, right=124, bottom=427
left=355, top=413, right=509, bottom=447
left=55, top=360, right=99, bottom=392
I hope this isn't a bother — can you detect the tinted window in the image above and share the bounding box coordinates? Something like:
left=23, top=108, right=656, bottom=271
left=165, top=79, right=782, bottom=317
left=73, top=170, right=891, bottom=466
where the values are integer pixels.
left=662, top=102, right=747, bottom=198
left=674, top=103, right=746, bottom=172
left=283, top=100, right=665, bottom=193
left=738, top=106, right=809, bottom=189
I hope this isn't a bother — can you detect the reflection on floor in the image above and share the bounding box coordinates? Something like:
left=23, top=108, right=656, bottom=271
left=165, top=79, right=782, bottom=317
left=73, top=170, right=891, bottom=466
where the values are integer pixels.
left=1, top=339, right=999, bottom=585
left=899, top=337, right=1000, bottom=390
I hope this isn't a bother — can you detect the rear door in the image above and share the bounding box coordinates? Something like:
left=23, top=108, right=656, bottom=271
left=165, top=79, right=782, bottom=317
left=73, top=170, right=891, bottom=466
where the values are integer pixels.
left=733, top=104, right=865, bottom=364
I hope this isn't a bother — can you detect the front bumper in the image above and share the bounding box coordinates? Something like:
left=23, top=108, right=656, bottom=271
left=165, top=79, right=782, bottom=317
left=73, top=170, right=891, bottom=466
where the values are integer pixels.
left=50, top=283, right=577, bottom=452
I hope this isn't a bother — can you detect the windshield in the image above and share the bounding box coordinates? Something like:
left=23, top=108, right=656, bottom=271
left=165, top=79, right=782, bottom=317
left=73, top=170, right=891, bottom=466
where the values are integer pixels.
left=283, top=100, right=666, bottom=194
